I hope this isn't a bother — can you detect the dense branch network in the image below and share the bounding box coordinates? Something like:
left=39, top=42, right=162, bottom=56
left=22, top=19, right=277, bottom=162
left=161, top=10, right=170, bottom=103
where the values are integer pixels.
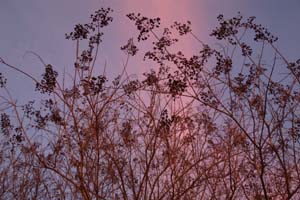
left=0, top=7, right=300, bottom=200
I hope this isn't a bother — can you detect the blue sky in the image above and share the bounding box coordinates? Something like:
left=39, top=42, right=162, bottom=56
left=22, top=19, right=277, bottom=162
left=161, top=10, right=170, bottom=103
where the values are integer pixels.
left=1, top=0, right=300, bottom=99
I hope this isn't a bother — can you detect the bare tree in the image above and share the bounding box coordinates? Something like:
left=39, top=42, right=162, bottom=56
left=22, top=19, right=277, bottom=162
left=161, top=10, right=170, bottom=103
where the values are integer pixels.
left=1, top=8, right=300, bottom=200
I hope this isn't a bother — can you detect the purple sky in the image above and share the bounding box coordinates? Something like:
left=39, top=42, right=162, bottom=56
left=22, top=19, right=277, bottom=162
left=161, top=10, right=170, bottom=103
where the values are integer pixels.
left=1, top=0, right=300, bottom=99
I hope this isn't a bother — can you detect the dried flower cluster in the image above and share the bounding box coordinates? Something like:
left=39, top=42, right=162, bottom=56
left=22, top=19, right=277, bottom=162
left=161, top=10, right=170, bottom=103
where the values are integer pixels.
left=0, top=7, right=300, bottom=200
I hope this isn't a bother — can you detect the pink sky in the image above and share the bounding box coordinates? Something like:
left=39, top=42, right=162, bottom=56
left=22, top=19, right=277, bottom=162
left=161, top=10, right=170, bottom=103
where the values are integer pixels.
left=1, top=0, right=300, bottom=100
left=91, top=0, right=210, bottom=77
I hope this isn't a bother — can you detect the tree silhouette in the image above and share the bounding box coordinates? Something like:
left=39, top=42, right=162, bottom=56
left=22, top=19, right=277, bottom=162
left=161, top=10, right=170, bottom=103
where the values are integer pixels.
left=1, top=7, right=300, bottom=200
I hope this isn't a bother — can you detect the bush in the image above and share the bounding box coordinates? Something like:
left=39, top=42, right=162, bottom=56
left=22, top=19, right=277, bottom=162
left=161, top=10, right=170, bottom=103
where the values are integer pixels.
left=1, top=7, right=300, bottom=199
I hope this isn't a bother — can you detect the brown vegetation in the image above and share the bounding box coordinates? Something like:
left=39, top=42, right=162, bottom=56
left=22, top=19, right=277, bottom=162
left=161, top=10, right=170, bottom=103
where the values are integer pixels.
left=1, top=8, right=300, bottom=199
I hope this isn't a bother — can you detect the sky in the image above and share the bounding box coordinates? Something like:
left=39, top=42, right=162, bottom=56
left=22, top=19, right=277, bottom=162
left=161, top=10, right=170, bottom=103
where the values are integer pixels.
left=1, top=0, right=300, bottom=99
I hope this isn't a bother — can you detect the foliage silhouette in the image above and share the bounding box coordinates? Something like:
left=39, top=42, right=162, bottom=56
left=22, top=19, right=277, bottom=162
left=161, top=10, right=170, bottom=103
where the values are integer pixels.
left=1, top=7, right=300, bottom=200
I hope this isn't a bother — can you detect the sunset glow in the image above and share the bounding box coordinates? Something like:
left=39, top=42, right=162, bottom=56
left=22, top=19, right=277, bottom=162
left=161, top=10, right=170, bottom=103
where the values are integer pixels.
left=1, top=1, right=300, bottom=199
